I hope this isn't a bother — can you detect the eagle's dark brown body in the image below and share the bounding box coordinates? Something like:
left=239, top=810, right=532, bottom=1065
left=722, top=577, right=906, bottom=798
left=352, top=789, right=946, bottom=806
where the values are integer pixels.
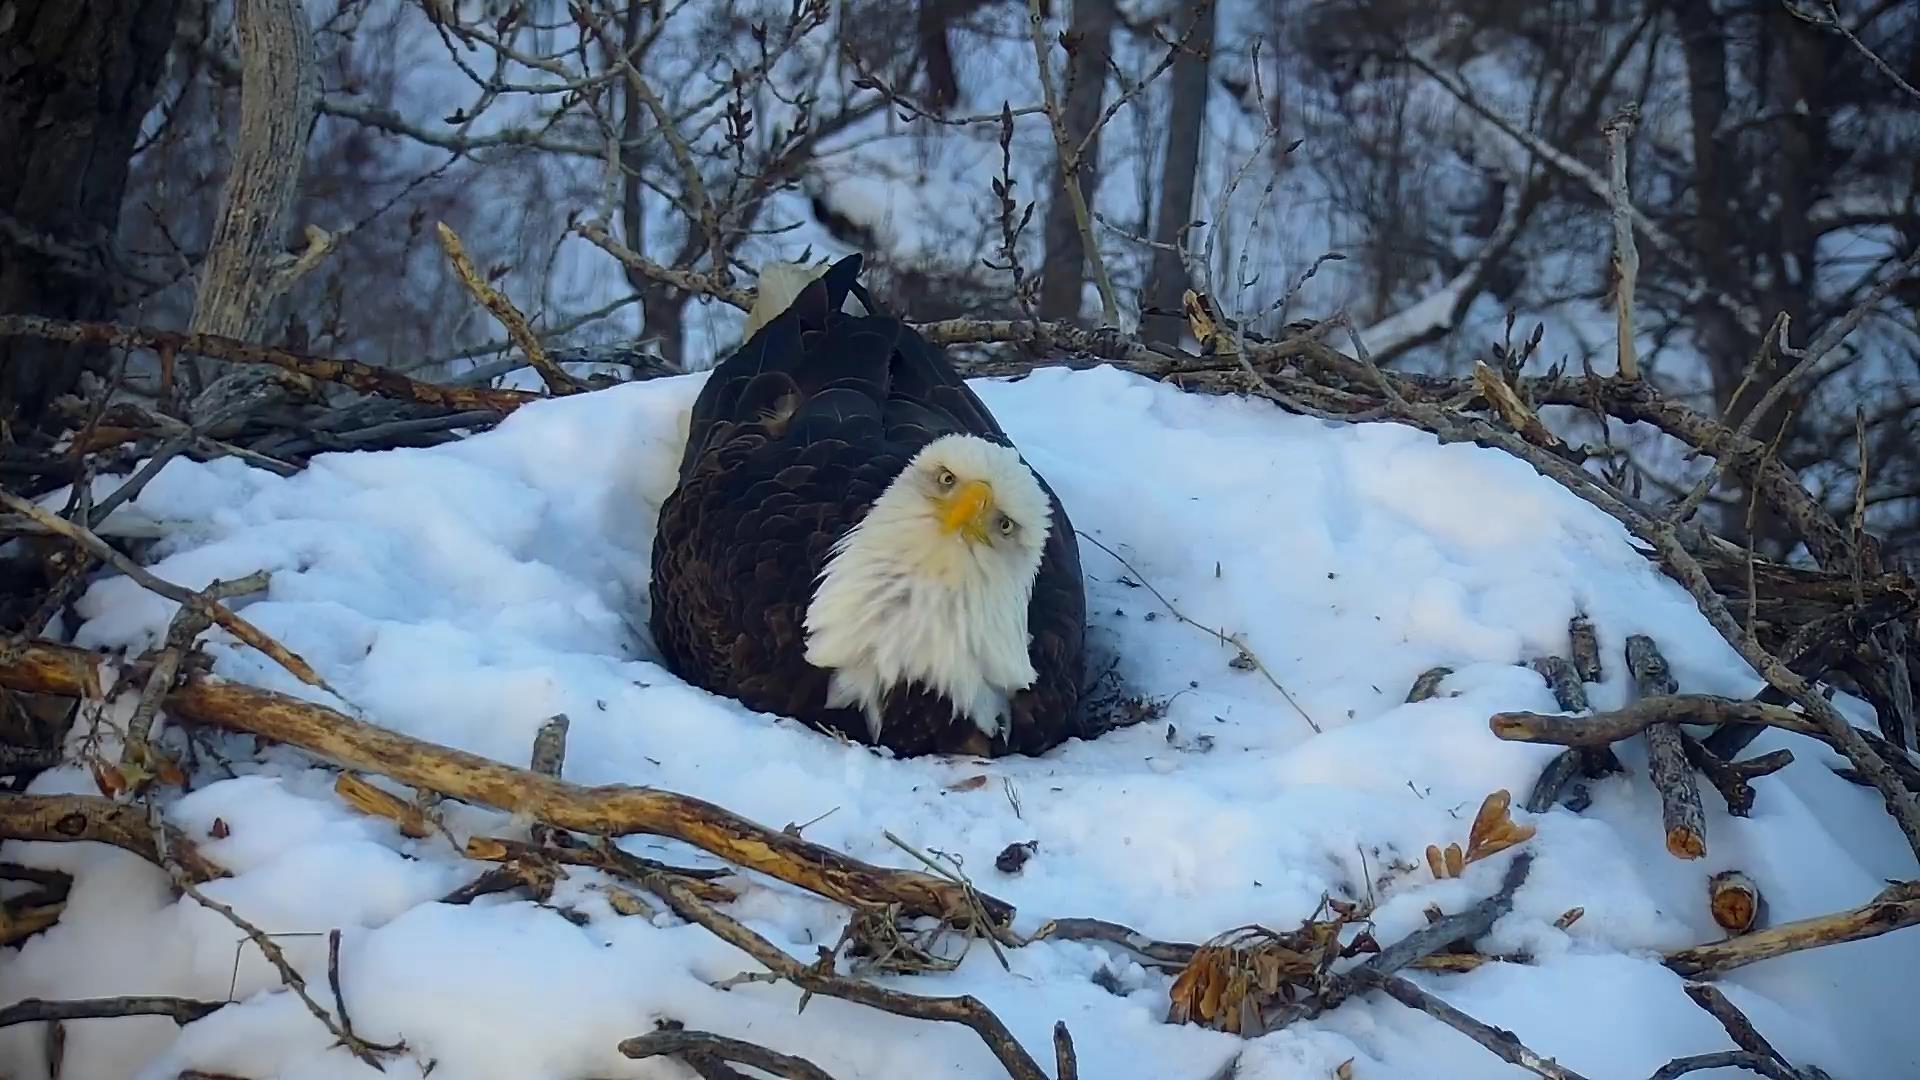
left=647, top=255, right=1087, bottom=756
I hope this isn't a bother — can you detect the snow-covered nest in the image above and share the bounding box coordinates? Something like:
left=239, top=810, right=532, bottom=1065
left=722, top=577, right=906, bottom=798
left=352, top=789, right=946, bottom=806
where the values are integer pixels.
left=4, top=366, right=1916, bottom=1079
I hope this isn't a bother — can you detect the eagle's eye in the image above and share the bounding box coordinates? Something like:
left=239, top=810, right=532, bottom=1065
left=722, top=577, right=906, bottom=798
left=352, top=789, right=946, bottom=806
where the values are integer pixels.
left=935, top=468, right=957, bottom=488
left=997, top=514, right=1015, bottom=536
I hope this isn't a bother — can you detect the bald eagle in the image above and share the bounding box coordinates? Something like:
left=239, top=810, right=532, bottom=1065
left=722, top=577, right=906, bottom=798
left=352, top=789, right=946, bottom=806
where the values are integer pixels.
left=648, top=254, right=1087, bottom=757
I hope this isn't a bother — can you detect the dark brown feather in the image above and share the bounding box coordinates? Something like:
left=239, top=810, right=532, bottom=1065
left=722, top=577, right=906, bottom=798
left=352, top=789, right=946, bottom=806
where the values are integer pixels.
left=649, top=254, right=1087, bottom=757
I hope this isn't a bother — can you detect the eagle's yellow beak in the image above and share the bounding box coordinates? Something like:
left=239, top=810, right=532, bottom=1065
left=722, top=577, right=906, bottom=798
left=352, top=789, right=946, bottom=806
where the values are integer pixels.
left=937, top=479, right=995, bottom=541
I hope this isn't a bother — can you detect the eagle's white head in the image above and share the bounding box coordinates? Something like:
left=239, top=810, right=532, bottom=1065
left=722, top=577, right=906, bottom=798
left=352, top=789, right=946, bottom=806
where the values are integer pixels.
left=803, top=433, right=1053, bottom=743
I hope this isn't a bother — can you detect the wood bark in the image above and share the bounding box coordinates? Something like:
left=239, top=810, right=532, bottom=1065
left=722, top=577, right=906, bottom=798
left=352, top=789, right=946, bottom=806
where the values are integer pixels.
left=1625, top=636, right=1707, bottom=859
left=0, top=0, right=181, bottom=430
left=1708, top=870, right=1763, bottom=935
left=0, top=995, right=223, bottom=1029
left=1141, top=0, right=1214, bottom=345
left=185, top=0, right=320, bottom=430
left=0, top=793, right=227, bottom=881
left=621, top=1029, right=839, bottom=1080
left=188, top=0, right=317, bottom=341
left=1036, top=0, right=1116, bottom=320
left=1665, top=882, right=1920, bottom=978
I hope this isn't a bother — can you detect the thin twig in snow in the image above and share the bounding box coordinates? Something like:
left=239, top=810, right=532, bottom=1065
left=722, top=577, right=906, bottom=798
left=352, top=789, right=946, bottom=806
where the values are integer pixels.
left=1074, top=529, right=1319, bottom=733
left=153, top=809, right=400, bottom=1067
left=639, top=872, right=1052, bottom=1080
left=1346, top=969, right=1592, bottom=1080
left=0, top=489, right=334, bottom=698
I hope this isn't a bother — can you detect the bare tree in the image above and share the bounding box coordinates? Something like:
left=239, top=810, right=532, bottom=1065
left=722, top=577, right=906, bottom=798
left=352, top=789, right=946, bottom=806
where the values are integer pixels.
left=1037, top=0, right=1118, bottom=320
left=1142, top=1, right=1216, bottom=343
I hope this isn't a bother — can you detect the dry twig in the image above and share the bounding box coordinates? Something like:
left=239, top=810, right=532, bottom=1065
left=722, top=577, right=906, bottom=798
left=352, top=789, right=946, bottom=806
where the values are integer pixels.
left=436, top=222, right=583, bottom=395
left=1075, top=530, right=1317, bottom=733
left=159, top=827, right=398, bottom=1068
left=0, top=490, right=333, bottom=697
left=641, top=872, right=1052, bottom=1080
left=0, top=793, right=227, bottom=881
left=0, top=315, right=538, bottom=414
left=1347, top=970, right=1591, bottom=1080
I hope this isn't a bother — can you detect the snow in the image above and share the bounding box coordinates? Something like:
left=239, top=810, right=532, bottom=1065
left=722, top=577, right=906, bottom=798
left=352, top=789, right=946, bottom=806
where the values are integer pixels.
left=6, top=366, right=1919, bottom=1080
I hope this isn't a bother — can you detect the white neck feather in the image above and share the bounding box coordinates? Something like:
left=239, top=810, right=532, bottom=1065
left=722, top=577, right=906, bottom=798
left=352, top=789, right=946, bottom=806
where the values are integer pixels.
left=744, top=262, right=830, bottom=339
left=802, top=466, right=1043, bottom=743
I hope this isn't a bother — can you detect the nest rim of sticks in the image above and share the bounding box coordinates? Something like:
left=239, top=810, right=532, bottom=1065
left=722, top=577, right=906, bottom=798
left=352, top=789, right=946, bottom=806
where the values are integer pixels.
left=2, top=237, right=1918, bottom=1080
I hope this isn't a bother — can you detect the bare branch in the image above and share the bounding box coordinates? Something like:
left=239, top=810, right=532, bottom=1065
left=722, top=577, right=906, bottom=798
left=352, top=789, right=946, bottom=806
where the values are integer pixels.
left=162, top=674, right=1010, bottom=924
left=0, top=316, right=539, bottom=414
left=1785, top=1, right=1920, bottom=102
left=436, top=222, right=584, bottom=395
left=1346, top=970, right=1592, bottom=1080
left=640, top=872, right=1050, bottom=1080
left=0, top=490, right=334, bottom=697
left=187, top=0, right=319, bottom=341
left=1626, top=636, right=1707, bottom=859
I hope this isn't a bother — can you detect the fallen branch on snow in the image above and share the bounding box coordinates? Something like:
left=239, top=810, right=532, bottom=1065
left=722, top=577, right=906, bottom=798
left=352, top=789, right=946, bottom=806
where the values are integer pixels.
left=156, top=824, right=400, bottom=1068
left=162, top=672, right=1012, bottom=925
left=621, top=1027, right=839, bottom=1079
left=0, top=996, right=225, bottom=1029
left=1521, top=625, right=1622, bottom=815
left=1489, top=694, right=1920, bottom=792
left=1664, top=881, right=1920, bottom=978
left=1625, top=635, right=1708, bottom=859
left=0, top=490, right=331, bottom=696
left=1348, top=970, right=1591, bottom=1080
left=0, top=792, right=226, bottom=881
left=640, top=872, right=1057, bottom=1080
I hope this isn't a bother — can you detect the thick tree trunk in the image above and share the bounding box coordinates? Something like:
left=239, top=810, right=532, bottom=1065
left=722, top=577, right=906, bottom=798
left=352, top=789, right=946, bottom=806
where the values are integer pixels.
left=183, top=0, right=320, bottom=431
left=0, top=0, right=181, bottom=435
left=1142, top=2, right=1215, bottom=345
left=1671, top=1, right=1828, bottom=556
left=1037, top=0, right=1116, bottom=321
left=614, top=1, right=689, bottom=371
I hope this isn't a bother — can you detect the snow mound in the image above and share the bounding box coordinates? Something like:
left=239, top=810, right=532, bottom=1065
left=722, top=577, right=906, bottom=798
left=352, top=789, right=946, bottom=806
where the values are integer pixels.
left=5, top=365, right=1916, bottom=1079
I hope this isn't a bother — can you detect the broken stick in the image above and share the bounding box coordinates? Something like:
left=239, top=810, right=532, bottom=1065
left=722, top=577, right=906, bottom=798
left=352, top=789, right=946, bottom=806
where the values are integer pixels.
left=1524, top=653, right=1622, bottom=814
left=1666, top=881, right=1920, bottom=979
left=0, top=794, right=226, bottom=881
left=1627, top=636, right=1705, bottom=859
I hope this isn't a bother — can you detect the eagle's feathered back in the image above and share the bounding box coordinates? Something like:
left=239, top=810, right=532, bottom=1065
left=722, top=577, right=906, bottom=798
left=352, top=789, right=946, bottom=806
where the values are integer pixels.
left=649, top=253, right=1087, bottom=757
